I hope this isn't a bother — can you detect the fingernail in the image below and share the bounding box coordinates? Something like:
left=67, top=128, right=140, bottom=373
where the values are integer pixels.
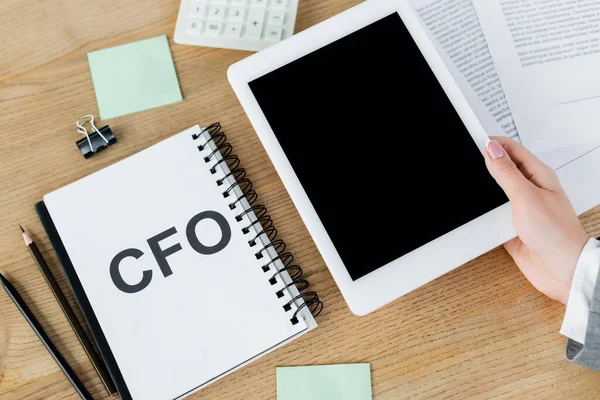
left=486, top=140, right=505, bottom=160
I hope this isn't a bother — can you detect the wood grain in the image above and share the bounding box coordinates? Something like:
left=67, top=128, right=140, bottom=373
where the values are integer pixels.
left=1, top=0, right=600, bottom=398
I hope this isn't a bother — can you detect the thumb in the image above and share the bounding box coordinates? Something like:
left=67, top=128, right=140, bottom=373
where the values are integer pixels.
left=503, top=236, right=523, bottom=260
left=484, top=139, right=533, bottom=199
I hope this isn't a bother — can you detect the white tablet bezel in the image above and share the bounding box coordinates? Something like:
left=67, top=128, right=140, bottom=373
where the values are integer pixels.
left=228, top=0, right=515, bottom=316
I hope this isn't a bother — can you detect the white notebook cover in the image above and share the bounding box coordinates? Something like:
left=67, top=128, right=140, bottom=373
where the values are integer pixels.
left=43, top=126, right=316, bottom=400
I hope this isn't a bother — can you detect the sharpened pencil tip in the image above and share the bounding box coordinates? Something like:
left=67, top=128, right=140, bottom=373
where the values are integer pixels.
left=20, top=226, right=33, bottom=246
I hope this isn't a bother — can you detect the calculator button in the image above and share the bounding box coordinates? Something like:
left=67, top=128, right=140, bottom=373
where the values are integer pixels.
left=268, top=10, right=285, bottom=26
left=245, top=23, right=262, bottom=38
left=231, top=0, right=247, bottom=5
left=208, top=5, right=226, bottom=20
left=271, top=0, right=287, bottom=9
left=265, top=26, right=282, bottom=41
left=186, top=20, right=204, bottom=34
left=246, top=8, right=265, bottom=38
left=190, top=3, right=207, bottom=17
left=250, top=0, right=267, bottom=7
left=228, top=7, right=246, bottom=22
left=226, top=23, right=243, bottom=38
left=205, top=21, right=223, bottom=35
left=247, top=8, right=265, bottom=26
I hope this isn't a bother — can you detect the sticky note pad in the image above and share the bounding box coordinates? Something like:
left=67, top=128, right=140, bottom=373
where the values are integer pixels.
left=87, top=35, right=182, bottom=120
left=276, top=364, right=372, bottom=400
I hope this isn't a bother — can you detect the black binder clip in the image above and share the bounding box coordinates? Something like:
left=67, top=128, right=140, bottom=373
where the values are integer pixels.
left=76, top=115, right=117, bottom=159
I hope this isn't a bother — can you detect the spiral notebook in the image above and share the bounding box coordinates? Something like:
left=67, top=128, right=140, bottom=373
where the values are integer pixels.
left=35, top=124, right=322, bottom=400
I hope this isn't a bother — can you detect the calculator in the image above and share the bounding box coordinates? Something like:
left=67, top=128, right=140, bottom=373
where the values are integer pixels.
left=174, top=0, right=299, bottom=52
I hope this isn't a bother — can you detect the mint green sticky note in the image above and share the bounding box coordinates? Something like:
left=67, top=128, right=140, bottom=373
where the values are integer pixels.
left=277, top=364, right=372, bottom=400
left=87, top=35, right=182, bottom=120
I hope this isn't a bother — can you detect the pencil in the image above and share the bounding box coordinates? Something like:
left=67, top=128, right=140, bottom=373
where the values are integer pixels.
left=20, top=225, right=118, bottom=396
left=0, top=268, right=93, bottom=400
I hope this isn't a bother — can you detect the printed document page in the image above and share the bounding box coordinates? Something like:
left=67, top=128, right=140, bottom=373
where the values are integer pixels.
left=408, top=0, right=520, bottom=141
left=472, top=0, right=600, bottom=153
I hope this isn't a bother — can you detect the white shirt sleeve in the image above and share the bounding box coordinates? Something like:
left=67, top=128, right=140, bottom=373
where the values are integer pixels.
left=560, top=238, right=600, bottom=344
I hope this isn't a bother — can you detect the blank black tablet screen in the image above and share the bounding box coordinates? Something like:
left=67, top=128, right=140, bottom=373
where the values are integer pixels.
left=249, top=12, right=507, bottom=281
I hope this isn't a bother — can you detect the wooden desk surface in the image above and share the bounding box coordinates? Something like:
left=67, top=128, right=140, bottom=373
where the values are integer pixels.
left=1, top=0, right=600, bottom=398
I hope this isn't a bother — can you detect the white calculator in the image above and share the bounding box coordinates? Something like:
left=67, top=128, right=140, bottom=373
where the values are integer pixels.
left=174, top=0, right=299, bottom=52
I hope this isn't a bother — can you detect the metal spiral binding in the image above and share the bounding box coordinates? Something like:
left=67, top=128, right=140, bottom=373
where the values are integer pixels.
left=192, top=123, right=323, bottom=325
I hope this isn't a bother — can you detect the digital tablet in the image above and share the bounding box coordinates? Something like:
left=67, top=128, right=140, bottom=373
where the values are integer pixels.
left=228, top=0, right=515, bottom=315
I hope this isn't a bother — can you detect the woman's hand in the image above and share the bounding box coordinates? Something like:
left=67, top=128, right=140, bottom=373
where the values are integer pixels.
left=484, top=137, right=589, bottom=304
